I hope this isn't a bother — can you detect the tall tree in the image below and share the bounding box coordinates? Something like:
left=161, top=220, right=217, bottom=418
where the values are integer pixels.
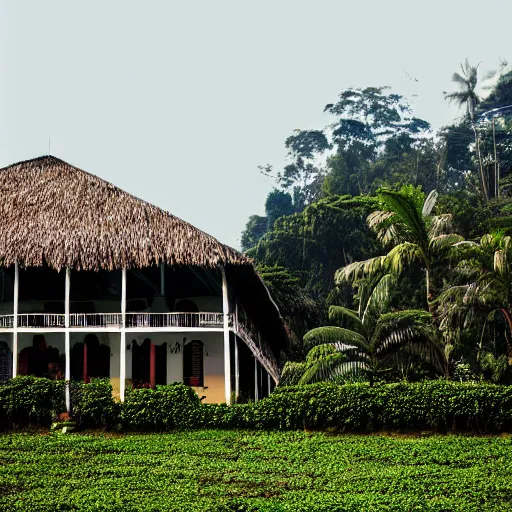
left=240, top=215, right=267, bottom=252
left=259, top=129, right=330, bottom=211
left=265, top=189, right=294, bottom=230
left=324, top=87, right=431, bottom=195
left=445, top=59, right=488, bottom=200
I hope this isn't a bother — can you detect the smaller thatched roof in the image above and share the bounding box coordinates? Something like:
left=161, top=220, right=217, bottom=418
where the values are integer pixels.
left=0, top=156, right=250, bottom=271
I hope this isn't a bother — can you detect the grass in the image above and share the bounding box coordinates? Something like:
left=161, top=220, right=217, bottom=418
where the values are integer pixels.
left=1, top=430, right=512, bottom=511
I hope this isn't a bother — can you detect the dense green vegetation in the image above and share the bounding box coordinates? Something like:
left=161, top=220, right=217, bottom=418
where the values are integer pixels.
left=4, top=378, right=512, bottom=433
left=1, top=431, right=512, bottom=511
left=243, top=60, right=512, bottom=384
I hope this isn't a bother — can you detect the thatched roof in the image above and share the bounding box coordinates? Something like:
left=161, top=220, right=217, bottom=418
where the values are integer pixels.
left=0, top=156, right=251, bottom=271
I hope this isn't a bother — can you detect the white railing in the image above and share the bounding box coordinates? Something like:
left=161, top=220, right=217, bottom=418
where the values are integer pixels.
left=233, top=319, right=280, bottom=384
left=17, top=314, right=65, bottom=328
left=125, top=312, right=223, bottom=329
left=0, top=315, right=14, bottom=328
left=1, top=312, right=224, bottom=329
left=70, top=313, right=122, bottom=328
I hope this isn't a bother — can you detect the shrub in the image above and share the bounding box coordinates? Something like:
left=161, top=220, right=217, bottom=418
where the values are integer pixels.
left=0, top=376, right=65, bottom=429
left=121, top=383, right=202, bottom=430
left=71, top=379, right=119, bottom=429
left=259, top=381, right=512, bottom=432
left=3, top=378, right=512, bottom=433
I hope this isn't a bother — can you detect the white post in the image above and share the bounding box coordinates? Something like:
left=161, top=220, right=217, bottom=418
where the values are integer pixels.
left=267, top=373, right=271, bottom=397
left=220, top=266, right=231, bottom=404
left=234, top=337, right=239, bottom=400
left=160, top=262, right=165, bottom=296
left=12, top=263, right=19, bottom=378
left=65, top=267, right=71, bottom=411
left=120, top=268, right=127, bottom=402
left=254, top=358, right=259, bottom=402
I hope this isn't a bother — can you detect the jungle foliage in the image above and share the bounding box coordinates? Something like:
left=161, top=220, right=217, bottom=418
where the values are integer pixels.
left=242, top=60, right=512, bottom=385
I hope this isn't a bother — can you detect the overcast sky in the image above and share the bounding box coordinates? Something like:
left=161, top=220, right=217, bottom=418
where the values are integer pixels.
left=1, top=0, right=510, bottom=249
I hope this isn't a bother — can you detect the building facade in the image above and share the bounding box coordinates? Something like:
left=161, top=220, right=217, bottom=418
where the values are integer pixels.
left=0, top=156, right=286, bottom=408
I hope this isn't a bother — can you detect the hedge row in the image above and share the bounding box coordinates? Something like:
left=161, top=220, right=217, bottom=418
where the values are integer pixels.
left=0, top=377, right=119, bottom=429
left=2, top=377, right=512, bottom=433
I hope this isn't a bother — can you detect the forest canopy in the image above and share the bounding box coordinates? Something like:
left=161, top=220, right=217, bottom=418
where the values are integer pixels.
left=242, top=60, right=512, bottom=386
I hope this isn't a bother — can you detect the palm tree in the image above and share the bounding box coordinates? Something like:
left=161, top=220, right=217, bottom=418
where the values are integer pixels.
left=436, top=232, right=512, bottom=380
left=438, top=231, right=512, bottom=337
left=300, top=275, right=446, bottom=384
left=444, top=59, right=488, bottom=201
left=337, top=189, right=463, bottom=307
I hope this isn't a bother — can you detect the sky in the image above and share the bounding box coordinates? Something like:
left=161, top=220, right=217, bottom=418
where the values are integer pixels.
left=0, top=0, right=510, bottom=249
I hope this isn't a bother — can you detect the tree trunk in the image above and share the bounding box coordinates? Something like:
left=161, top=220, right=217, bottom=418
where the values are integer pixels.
left=426, top=266, right=430, bottom=301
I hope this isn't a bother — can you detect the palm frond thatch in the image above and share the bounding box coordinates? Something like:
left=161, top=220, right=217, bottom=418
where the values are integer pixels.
left=0, top=156, right=249, bottom=271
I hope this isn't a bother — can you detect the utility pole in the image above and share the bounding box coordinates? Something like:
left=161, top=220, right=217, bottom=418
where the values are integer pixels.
left=478, top=105, right=512, bottom=200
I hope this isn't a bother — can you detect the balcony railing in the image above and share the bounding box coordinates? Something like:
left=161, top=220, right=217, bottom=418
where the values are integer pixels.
left=0, top=315, right=14, bottom=328
left=70, top=313, right=122, bottom=328
left=18, top=314, right=65, bottom=328
left=125, top=312, right=223, bottom=329
left=0, top=312, right=223, bottom=329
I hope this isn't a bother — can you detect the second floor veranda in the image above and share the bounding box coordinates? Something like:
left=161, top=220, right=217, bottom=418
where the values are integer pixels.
left=0, top=264, right=227, bottom=332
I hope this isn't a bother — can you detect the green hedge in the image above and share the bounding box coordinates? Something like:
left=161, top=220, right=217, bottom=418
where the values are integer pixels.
left=0, top=376, right=65, bottom=428
left=70, top=379, right=119, bottom=429
left=0, top=377, right=116, bottom=430
left=252, top=382, right=512, bottom=432
left=121, top=383, right=202, bottom=430
left=2, top=378, right=512, bottom=433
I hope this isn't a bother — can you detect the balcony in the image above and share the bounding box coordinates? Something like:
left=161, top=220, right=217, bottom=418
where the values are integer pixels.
left=70, top=313, right=122, bottom=328
left=0, top=312, right=223, bottom=330
left=18, top=314, right=65, bottom=328
left=0, top=315, right=13, bottom=328
left=125, top=312, right=223, bottom=329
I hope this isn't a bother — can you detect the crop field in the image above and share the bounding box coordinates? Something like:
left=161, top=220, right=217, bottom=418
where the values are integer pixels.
left=1, top=431, right=512, bottom=511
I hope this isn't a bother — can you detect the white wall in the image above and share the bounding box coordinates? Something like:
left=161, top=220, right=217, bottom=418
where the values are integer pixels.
left=122, top=331, right=225, bottom=403
left=4, top=327, right=228, bottom=403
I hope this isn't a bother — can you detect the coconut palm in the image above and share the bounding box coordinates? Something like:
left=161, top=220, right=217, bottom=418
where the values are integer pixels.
left=444, top=59, right=488, bottom=200
left=337, top=189, right=463, bottom=307
left=300, top=274, right=446, bottom=385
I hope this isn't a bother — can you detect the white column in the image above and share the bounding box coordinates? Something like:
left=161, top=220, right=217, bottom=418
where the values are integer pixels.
left=254, top=358, right=259, bottom=402
left=12, top=263, right=19, bottom=378
left=234, top=337, right=239, bottom=399
left=120, top=268, right=127, bottom=402
left=65, top=267, right=71, bottom=411
left=220, top=266, right=231, bottom=404
left=267, top=373, right=271, bottom=397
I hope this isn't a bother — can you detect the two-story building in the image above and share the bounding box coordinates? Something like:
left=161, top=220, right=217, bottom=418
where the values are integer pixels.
left=0, top=156, right=287, bottom=409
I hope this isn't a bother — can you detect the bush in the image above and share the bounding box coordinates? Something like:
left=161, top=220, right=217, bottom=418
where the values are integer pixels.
left=3, top=378, right=512, bottom=433
left=121, top=383, right=202, bottom=431
left=0, top=376, right=65, bottom=429
left=71, top=379, right=119, bottom=429
left=257, top=381, right=512, bottom=432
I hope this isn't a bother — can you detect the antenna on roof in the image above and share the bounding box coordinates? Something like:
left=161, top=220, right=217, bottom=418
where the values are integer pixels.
left=48, top=136, right=51, bottom=155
